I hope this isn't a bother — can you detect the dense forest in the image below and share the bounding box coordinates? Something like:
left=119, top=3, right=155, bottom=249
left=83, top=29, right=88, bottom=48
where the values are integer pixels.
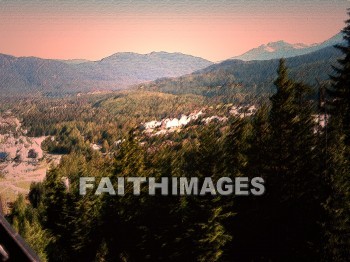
left=2, top=10, right=350, bottom=262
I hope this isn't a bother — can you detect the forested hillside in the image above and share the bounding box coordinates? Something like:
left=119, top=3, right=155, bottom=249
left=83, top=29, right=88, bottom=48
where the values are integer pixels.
left=0, top=52, right=212, bottom=96
left=140, top=45, right=342, bottom=97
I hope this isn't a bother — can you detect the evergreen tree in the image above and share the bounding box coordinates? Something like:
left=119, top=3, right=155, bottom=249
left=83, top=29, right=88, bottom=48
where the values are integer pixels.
left=324, top=10, right=350, bottom=261
left=100, top=131, right=148, bottom=260
left=328, top=13, right=350, bottom=144
left=194, top=126, right=233, bottom=261
left=229, top=105, right=271, bottom=261
left=9, top=195, right=51, bottom=262
left=252, top=59, right=322, bottom=260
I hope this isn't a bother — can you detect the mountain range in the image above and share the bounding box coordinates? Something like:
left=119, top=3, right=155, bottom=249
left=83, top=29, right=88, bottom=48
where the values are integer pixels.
left=0, top=52, right=213, bottom=96
left=0, top=32, right=345, bottom=97
left=232, top=32, right=344, bottom=61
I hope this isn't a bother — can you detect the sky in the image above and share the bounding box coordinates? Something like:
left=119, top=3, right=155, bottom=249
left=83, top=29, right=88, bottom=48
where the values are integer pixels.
left=0, top=0, right=348, bottom=62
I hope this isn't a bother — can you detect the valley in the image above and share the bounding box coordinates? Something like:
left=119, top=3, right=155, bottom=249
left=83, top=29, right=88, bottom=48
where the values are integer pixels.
left=0, top=26, right=348, bottom=262
left=0, top=31, right=344, bottom=213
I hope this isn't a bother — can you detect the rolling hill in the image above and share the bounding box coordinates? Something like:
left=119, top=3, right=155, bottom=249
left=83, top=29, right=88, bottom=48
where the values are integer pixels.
left=0, top=52, right=213, bottom=97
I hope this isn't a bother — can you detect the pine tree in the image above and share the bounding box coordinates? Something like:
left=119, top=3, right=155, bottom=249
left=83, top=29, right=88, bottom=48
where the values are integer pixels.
left=269, top=59, right=297, bottom=180
left=328, top=12, right=350, bottom=144
left=257, top=59, right=322, bottom=260
left=324, top=10, right=350, bottom=261
left=269, top=60, right=318, bottom=200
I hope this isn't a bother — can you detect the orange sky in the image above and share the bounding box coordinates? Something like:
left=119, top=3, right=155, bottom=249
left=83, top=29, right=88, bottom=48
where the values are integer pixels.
left=0, top=1, right=348, bottom=61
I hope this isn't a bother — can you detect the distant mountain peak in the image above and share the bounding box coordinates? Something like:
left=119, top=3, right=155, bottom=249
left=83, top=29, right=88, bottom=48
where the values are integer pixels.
left=260, top=41, right=292, bottom=52
left=102, top=52, right=141, bottom=60
left=267, top=40, right=286, bottom=45
left=232, top=32, right=344, bottom=61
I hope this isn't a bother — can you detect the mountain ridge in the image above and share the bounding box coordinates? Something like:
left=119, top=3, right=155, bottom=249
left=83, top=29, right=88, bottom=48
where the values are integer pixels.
left=138, top=45, right=343, bottom=100
left=0, top=33, right=345, bottom=97
left=0, top=51, right=213, bottom=96
left=232, top=32, right=344, bottom=61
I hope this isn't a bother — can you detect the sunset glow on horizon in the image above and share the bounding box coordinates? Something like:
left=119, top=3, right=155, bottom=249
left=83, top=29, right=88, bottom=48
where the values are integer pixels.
left=0, top=0, right=348, bottom=62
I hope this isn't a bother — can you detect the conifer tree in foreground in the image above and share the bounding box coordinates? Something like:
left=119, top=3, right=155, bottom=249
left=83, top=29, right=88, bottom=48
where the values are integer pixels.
left=264, top=59, right=321, bottom=260
left=324, top=10, right=350, bottom=261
